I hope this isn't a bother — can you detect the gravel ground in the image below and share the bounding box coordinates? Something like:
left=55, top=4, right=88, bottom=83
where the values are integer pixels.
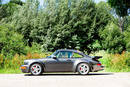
left=0, top=72, right=130, bottom=87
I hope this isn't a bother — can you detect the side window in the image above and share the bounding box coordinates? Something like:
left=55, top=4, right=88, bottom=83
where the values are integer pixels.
left=56, top=51, right=72, bottom=58
left=72, top=52, right=83, bottom=58
left=56, top=52, right=62, bottom=58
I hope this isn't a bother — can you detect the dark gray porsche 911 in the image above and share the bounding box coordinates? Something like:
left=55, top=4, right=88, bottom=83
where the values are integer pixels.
left=20, top=49, right=104, bottom=75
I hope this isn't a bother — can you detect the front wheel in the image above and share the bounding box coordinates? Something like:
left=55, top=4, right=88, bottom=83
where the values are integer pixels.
left=77, top=63, right=90, bottom=75
left=30, top=63, right=43, bottom=75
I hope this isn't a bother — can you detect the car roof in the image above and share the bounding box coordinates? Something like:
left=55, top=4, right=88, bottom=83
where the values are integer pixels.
left=56, top=49, right=91, bottom=58
left=57, top=49, right=84, bottom=54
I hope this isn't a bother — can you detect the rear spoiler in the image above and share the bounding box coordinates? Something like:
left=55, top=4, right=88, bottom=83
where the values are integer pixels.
left=91, top=56, right=102, bottom=60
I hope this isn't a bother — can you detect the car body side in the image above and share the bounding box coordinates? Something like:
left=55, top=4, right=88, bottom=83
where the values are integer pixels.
left=20, top=49, right=104, bottom=73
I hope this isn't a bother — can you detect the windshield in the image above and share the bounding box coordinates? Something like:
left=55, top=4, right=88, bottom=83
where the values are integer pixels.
left=46, top=50, right=57, bottom=58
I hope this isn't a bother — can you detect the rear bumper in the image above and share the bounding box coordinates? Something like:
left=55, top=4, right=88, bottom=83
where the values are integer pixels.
left=92, top=65, right=104, bottom=72
left=20, top=65, right=30, bottom=73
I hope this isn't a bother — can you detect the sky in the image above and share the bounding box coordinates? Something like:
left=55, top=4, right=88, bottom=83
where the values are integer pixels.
left=94, top=0, right=106, bottom=3
left=3, top=0, right=106, bottom=6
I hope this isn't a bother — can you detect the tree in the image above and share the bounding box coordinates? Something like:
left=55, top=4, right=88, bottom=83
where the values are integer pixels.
left=0, top=0, right=23, bottom=22
left=0, top=0, right=2, bottom=6
left=10, top=0, right=112, bottom=53
left=124, top=16, right=130, bottom=52
left=11, top=0, right=40, bottom=46
left=0, top=24, right=26, bottom=57
left=100, top=22, right=125, bottom=53
left=35, top=0, right=111, bottom=53
left=10, top=0, right=24, bottom=5
left=108, top=0, right=130, bottom=32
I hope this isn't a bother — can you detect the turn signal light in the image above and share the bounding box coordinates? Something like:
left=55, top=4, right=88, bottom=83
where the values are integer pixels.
left=20, top=66, right=26, bottom=69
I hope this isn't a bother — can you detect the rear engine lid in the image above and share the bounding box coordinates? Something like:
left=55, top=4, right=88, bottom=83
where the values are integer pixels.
left=91, top=56, right=102, bottom=62
left=91, top=56, right=102, bottom=60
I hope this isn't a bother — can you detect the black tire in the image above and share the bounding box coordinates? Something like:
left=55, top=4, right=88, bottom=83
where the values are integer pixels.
left=30, top=63, right=43, bottom=75
left=77, top=63, right=90, bottom=75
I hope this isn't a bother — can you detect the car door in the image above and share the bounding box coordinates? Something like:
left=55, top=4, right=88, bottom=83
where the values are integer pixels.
left=44, top=51, right=73, bottom=72
left=57, top=51, right=73, bottom=71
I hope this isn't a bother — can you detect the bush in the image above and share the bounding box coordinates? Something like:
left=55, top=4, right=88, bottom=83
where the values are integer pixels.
left=11, top=0, right=111, bottom=53
left=25, top=42, right=42, bottom=54
left=100, top=22, right=125, bottom=53
left=91, top=50, right=130, bottom=72
left=124, top=27, right=130, bottom=52
left=1, top=52, right=52, bottom=69
left=0, top=24, right=26, bottom=57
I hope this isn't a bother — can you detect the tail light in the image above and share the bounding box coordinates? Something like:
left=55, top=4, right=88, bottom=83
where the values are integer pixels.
left=97, top=63, right=101, bottom=66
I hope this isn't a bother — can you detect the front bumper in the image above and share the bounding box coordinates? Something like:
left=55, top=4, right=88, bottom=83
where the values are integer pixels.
left=92, top=65, right=104, bottom=72
left=20, top=65, right=30, bottom=73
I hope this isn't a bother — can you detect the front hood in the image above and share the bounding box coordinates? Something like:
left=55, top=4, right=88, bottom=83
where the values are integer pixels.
left=24, top=58, right=42, bottom=61
left=24, top=58, right=46, bottom=63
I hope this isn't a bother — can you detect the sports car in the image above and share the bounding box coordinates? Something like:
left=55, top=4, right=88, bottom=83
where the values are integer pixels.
left=20, top=49, right=104, bottom=75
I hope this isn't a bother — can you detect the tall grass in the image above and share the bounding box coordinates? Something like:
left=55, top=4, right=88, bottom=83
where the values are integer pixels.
left=91, top=50, right=130, bottom=72
left=0, top=52, right=52, bottom=73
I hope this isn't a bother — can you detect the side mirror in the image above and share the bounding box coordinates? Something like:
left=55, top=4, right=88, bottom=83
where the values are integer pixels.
left=52, top=56, right=57, bottom=59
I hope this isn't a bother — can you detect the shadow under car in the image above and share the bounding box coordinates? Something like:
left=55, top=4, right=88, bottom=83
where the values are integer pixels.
left=24, top=72, right=113, bottom=76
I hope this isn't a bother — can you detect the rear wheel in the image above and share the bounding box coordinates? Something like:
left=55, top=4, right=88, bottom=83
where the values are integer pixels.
left=77, top=63, right=90, bottom=75
left=30, top=63, right=43, bottom=75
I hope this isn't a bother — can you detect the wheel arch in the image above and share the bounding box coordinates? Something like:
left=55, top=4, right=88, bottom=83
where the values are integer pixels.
left=74, top=62, right=93, bottom=72
left=29, top=62, right=45, bottom=72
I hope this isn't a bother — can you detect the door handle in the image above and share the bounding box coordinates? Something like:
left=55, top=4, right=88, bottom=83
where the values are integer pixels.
left=67, top=60, right=71, bottom=61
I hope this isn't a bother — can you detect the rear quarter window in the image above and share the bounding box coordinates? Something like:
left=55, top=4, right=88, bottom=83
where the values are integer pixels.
left=72, top=52, right=83, bottom=58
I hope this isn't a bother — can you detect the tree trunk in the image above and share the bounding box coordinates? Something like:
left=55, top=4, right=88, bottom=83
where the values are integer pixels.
left=118, top=17, right=125, bottom=33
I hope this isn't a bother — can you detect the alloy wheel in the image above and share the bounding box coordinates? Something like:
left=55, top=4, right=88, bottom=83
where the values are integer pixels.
left=78, top=63, right=90, bottom=75
left=30, top=64, right=42, bottom=75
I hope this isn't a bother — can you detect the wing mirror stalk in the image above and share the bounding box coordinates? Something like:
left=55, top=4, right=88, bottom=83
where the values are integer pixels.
left=52, top=56, right=57, bottom=59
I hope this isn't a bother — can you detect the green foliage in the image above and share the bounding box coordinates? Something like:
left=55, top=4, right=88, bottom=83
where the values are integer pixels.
left=0, top=2, right=20, bottom=22
left=0, top=0, right=129, bottom=63
left=91, top=50, right=130, bottom=72
left=0, top=24, right=26, bottom=57
left=12, top=0, right=40, bottom=46
left=108, top=0, right=129, bottom=17
left=126, top=54, right=130, bottom=67
left=10, top=0, right=24, bottom=5
left=108, top=0, right=130, bottom=32
left=124, top=26, right=130, bottom=51
left=0, top=69, right=21, bottom=74
left=11, top=0, right=111, bottom=53
left=25, top=42, right=42, bottom=53
left=91, top=40, right=102, bottom=51
left=0, top=52, right=51, bottom=69
left=0, top=0, right=2, bottom=5
left=100, top=22, right=125, bottom=53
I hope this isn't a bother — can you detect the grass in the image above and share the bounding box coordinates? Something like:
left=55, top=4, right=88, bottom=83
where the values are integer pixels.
left=91, top=50, right=130, bottom=72
left=0, top=52, right=52, bottom=74
left=0, top=69, right=21, bottom=74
